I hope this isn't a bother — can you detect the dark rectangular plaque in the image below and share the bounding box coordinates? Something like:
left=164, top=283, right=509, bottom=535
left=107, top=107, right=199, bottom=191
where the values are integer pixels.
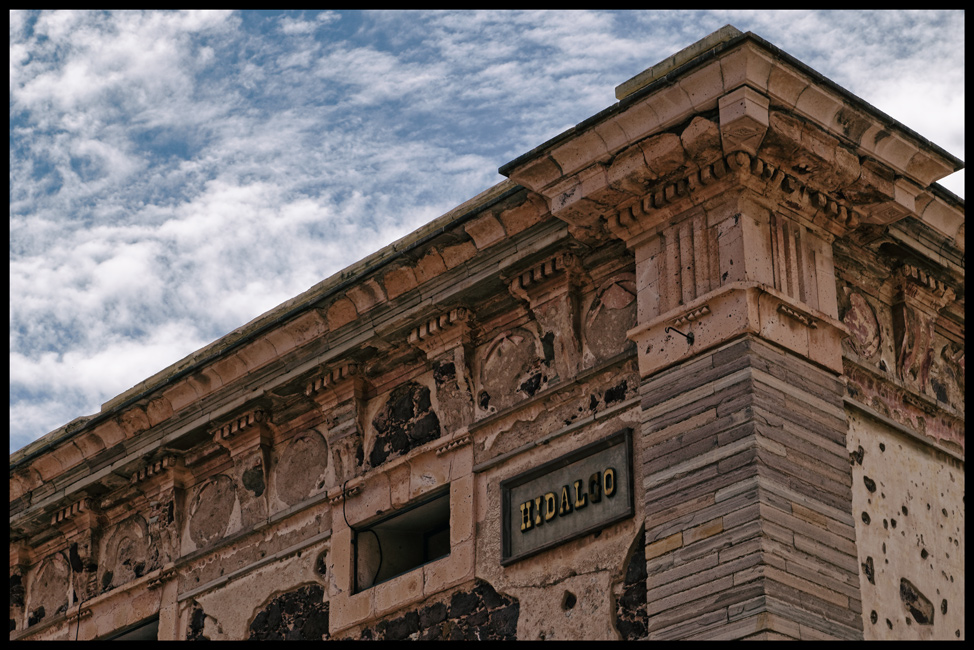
left=500, top=428, right=633, bottom=565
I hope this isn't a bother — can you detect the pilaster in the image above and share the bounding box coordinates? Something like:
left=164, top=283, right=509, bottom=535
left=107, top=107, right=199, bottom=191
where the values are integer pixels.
left=211, top=406, right=273, bottom=530
left=506, top=251, right=587, bottom=382
left=407, top=307, right=476, bottom=436
left=306, top=364, right=370, bottom=486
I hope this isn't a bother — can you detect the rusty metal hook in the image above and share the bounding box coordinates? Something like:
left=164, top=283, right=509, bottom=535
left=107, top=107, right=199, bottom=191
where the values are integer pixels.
left=665, top=326, right=694, bottom=345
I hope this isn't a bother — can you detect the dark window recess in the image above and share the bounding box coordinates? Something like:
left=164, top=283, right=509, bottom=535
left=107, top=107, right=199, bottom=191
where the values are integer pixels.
left=355, top=490, right=450, bottom=592
left=104, top=615, right=159, bottom=640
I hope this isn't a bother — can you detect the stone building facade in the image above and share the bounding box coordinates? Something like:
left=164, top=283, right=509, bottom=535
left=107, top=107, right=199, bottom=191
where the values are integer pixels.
left=9, top=26, right=964, bottom=641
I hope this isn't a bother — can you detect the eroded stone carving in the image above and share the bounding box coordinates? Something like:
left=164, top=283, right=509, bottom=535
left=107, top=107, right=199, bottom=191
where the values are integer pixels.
left=479, top=327, right=553, bottom=414
left=27, top=553, right=71, bottom=627
left=188, top=475, right=236, bottom=549
left=98, top=515, right=154, bottom=593
left=585, top=275, right=637, bottom=363
left=277, top=431, right=329, bottom=507
left=842, top=290, right=881, bottom=359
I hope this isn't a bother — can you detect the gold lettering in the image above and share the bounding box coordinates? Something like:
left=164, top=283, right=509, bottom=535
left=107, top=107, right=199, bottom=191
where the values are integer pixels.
left=533, top=496, right=544, bottom=527
left=573, top=479, right=587, bottom=509
left=588, top=472, right=602, bottom=503
left=544, top=493, right=557, bottom=522
left=559, top=486, right=573, bottom=516
left=603, top=467, right=616, bottom=497
left=520, top=500, right=533, bottom=532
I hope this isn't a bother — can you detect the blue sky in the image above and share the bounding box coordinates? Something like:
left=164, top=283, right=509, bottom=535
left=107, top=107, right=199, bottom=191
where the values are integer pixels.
left=9, top=10, right=965, bottom=453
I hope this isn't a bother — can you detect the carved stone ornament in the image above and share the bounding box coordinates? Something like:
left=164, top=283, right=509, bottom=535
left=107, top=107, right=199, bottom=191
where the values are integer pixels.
left=842, top=291, right=881, bottom=359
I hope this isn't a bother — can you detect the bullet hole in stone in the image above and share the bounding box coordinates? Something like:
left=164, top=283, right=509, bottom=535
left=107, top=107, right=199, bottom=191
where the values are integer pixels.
left=906, top=617, right=912, bottom=626
left=883, top=519, right=888, bottom=529
left=479, top=391, right=490, bottom=410
left=519, top=372, right=543, bottom=397
left=900, top=578, right=934, bottom=625
left=882, top=543, right=886, bottom=554
left=902, top=506, right=908, bottom=516
left=863, top=476, right=876, bottom=492
left=315, top=551, right=328, bottom=577
left=941, top=600, right=947, bottom=615
left=561, top=591, right=577, bottom=611
left=850, top=445, right=864, bottom=465
left=957, top=630, right=961, bottom=638
left=886, top=619, right=893, bottom=629
left=69, top=542, right=83, bottom=573
left=242, top=466, right=266, bottom=497
left=927, top=503, right=931, bottom=510
left=870, top=611, right=878, bottom=624
left=890, top=518, right=897, bottom=529
left=920, top=549, right=928, bottom=560
left=861, top=512, right=871, bottom=524
left=862, top=557, right=875, bottom=584
left=541, top=332, right=556, bottom=364
left=942, top=508, right=948, bottom=517
left=879, top=443, right=886, bottom=452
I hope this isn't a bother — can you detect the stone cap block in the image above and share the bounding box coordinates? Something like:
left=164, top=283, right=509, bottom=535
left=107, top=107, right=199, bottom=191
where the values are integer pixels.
left=616, top=25, right=743, bottom=100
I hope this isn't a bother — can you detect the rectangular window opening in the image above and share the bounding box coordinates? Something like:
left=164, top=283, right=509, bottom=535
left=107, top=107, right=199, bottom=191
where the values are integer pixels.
left=354, top=488, right=450, bottom=592
left=103, top=615, right=160, bottom=640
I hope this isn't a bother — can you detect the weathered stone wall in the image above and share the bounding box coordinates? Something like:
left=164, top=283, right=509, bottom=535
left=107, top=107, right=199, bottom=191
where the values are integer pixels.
left=848, top=409, right=964, bottom=640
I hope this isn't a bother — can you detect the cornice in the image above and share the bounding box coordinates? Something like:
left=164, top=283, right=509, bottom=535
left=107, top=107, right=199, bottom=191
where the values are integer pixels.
left=607, top=150, right=864, bottom=242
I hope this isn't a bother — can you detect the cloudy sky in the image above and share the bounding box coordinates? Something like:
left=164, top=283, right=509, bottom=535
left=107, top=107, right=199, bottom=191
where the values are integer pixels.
left=9, top=10, right=965, bottom=454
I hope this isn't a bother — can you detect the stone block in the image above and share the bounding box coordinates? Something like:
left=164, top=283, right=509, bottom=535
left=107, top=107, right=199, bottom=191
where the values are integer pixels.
left=283, top=310, right=328, bottom=347
left=550, top=128, right=609, bottom=177
left=208, top=353, right=248, bottom=387
left=326, top=297, right=359, bottom=331
left=146, top=396, right=174, bottom=427
left=423, top=538, right=474, bottom=597
left=678, top=61, right=725, bottom=110
left=607, top=143, right=653, bottom=196
left=439, top=241, right=477, bottom=270
left=413, top=249, right=448, bottom=283
left=450, top=474, right=474, bottom=545
left=646, top=531, right=683, bottom=559
left=118, top=406, right=151, bottom=437
left=613, top=100, right=663, bottom=145
left=719, top=86, right=769, bottom=155
left=382, top=264, right=418, bottom=300
left=718, top=43, right=773, bottom=95
left=374, top=569, right=424, bottom=617
left=346, top=279, right=386, bottom=314
left=592, top=118, right=632, bottom=153
left=507, top=155, right=562, bottom=193
left=650, top=84, right=694, bottom=130
left=680, top=116, right=722, bottom=166
left=497, top=194, right=545, bottom=237
left=684, top=517, right=724, bottom=545
left=794, top=84, right=841, bottom=131
left=162, top=380, right=202, bottom=414
left=767, top=65, right=807, bottom=109
left=641, top=132, right=687, bottom=178
left=464, top=213, right=506, bottom=250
